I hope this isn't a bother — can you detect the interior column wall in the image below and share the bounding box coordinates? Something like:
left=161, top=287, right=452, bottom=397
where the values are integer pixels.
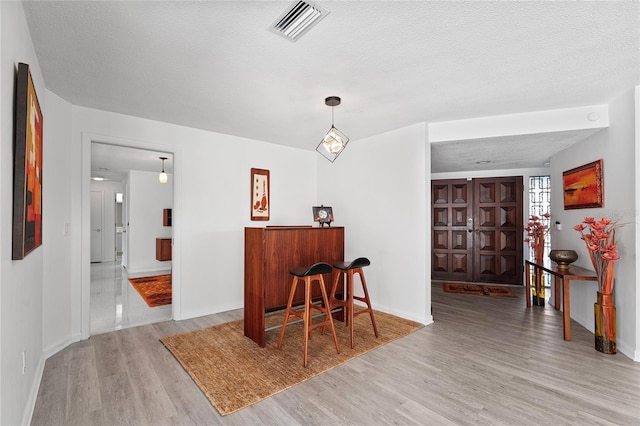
left=317, top=123, right=431, bottom=325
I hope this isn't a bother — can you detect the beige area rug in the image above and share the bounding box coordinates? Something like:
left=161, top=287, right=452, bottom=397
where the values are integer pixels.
left=160, top=310, right=423, bottom=416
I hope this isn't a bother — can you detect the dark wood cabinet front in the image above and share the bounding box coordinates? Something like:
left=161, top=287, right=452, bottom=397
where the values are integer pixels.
left=244, top=226, right=344, bottom=346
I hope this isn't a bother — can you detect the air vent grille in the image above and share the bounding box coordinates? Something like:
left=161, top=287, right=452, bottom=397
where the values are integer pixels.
left=269, top=1, right=329, bottom=42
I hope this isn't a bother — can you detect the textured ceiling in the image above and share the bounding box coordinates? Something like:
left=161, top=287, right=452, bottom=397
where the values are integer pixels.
left=430, top=128, right=603, bottom=173
left=23, top=1, right=639, bottom=175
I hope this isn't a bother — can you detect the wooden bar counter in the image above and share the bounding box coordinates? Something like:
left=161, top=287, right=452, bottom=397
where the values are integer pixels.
left=525, top=260, right=597, bottom=341
left=244, top=226, right=344, bottom=347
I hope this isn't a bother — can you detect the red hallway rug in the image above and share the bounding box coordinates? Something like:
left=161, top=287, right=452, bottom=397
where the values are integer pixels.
left=443, top=282, right=516, bottom=298
left=128, top=274, right=172, bottom=307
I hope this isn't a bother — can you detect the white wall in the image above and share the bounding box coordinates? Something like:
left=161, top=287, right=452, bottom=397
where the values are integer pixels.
left=1, top=2, right=47, bottom=424
left=550, top=87, right=637, bottom=359
left=90, top=179, right=125, bottom=263
left=71, top=106, right=319, bottom=339
left=317, top=123, right=431, bottom=324
left=127, top=170, right=171, bottom=274
left=42, top=90, right=73, bottom=359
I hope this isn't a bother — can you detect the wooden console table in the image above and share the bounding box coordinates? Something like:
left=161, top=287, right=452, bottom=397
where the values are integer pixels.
left=244, top=226, right=344, bottom=347
left=525, top=260, right=597, bottom=341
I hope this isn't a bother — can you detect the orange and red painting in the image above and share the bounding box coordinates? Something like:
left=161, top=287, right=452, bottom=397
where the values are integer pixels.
left=562, top=160, right=603, bottom=210
left=13, top=63, right=43, bottom=259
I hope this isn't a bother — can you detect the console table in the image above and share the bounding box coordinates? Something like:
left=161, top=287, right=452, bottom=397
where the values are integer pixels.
left=244, top=226, right=344, bottom=347
left=525, top=260, right=597, bottom=341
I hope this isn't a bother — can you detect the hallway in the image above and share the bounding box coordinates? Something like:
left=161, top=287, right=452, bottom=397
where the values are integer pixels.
left=90, top=259, right=172, bottom=335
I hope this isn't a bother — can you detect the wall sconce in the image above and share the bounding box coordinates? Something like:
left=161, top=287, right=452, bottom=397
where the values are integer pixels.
left=158, top=156, right=168, bottom=183
left=316, top=96, right=349, bottom=162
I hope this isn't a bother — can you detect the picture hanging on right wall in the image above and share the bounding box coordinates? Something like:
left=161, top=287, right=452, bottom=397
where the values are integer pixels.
left=562, top=159, right=604, bottom=209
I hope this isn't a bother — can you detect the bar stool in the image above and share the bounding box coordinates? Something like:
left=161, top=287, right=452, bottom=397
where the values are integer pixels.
left=277, top=262, right=340, bottom=367
left=327, top=257, right=378, bottom=348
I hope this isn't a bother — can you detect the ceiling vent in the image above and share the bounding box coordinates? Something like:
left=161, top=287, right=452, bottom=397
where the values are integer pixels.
left=268, top=1, right=329, bottom=42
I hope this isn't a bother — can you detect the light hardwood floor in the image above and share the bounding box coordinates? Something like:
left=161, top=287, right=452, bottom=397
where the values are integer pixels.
left=32, top=283, right=640, bottom=425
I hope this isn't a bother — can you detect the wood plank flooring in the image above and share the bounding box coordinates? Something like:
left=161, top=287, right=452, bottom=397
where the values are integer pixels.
left=32, top=284, right=640, bottom=425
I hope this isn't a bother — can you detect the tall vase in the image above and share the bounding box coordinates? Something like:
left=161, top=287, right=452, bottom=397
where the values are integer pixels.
left=533, top=248, right=545, bottom=306
left=531, top=272, right=545, bottom=306
left=594, top=292, right=616, bottom=354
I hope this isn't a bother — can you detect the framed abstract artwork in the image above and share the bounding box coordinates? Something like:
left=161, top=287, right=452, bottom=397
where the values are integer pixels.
left=13, top=62, right=43, bottom=260
left=251, top=168, right=270, bottom=221
left=562, top=159, right=603, bottom=210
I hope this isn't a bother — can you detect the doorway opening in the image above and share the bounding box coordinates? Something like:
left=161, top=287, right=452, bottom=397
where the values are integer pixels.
left=90, top=142, right=174, bottom=334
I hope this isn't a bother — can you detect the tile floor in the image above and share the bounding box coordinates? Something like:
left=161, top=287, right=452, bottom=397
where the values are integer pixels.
left=90, top=258, right=172, bottom=335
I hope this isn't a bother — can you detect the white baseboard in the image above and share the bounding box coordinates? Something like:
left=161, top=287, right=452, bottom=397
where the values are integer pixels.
left=23, top=352, right=45, bottom=426
left=43, top=335, right=76, bottom=359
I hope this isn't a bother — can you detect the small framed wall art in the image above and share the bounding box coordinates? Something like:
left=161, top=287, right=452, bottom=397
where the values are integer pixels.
left=251, top=168, right=270, bottom=221
left=13, top=62, right=43, bottom=260
left=562, top=159, right=604, bottom=210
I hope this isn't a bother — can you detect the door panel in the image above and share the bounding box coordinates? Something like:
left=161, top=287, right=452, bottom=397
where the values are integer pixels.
left=432, top=176, right=523, bottom=284
left=431, top=179, right=473, bottom=281
left=473, top=177, right=523, bottom=284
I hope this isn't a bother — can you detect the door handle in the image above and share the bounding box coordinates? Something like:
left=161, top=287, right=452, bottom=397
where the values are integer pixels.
left=95, top=229, right=101, bottom=232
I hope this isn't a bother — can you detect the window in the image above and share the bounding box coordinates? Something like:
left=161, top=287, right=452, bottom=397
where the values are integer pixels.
left=529, top=175, right=551, bottom=287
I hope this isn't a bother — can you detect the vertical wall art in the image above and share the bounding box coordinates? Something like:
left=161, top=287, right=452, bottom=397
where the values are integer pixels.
left=251, top=168, right=270, bottom=221
left=13, top=63, right=43, bottom=259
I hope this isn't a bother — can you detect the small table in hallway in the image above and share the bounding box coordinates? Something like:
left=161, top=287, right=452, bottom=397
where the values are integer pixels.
left=525, top=260, right=597, bottom=341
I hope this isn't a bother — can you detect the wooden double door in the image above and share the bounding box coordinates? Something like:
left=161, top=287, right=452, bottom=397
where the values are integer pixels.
left=432, top=177, right=523, bottom=285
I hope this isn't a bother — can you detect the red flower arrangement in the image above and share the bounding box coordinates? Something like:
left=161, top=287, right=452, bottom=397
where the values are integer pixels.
left=573, top=217, right=621, bottom=295
left=525, top=213, right=550, bottom=263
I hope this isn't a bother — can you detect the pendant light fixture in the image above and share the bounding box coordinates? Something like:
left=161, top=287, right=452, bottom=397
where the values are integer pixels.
left=316, top=96, right=349, bottom=162
left=158, top=156, right=168, bottom=183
